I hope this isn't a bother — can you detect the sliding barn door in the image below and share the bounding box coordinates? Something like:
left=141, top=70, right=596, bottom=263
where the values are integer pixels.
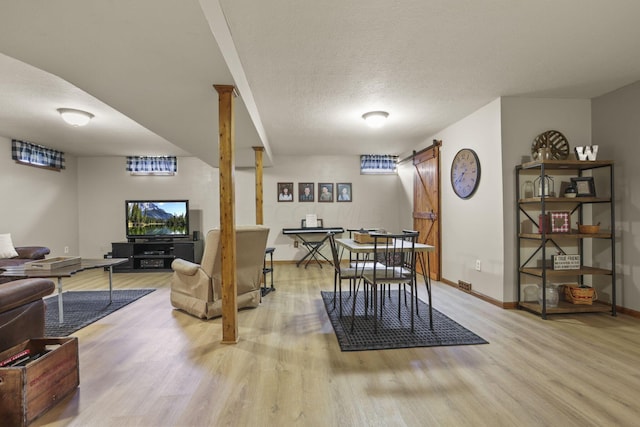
left=413, top=142, right=441, bottom=280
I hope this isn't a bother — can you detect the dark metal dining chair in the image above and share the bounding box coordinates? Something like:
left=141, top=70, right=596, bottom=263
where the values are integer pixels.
left=328, top=232, right=361, bottom=317
left=355, top=231, right=419, bottom=333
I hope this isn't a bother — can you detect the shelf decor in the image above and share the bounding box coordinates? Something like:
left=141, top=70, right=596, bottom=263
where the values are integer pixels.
left=550, top=211, right=570, bottom=233
left=516, top=159, right=615, bottom=318
left=570, top=177, right=596, bottom=197
left=531, top=130, right=570, bottom=160
left=552, top=254, right=580, bottom=270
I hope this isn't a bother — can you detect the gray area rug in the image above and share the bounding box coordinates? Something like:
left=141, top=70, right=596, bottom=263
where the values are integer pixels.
left=45, top=289, right=155, bottom=336
left=321, top=290, right=488, bottom=351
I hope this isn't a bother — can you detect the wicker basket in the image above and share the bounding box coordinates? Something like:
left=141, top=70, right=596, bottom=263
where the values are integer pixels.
left=563, top=284, right=597, bottom=305
left=578, top=224, right=600, bottom=234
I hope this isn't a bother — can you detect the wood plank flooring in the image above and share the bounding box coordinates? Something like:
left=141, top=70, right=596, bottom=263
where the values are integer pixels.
left=30, top=265, right=640, bottom=427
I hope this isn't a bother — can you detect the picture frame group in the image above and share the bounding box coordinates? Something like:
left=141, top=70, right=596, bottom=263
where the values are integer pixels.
left=277, top=182, right=352, bottom=202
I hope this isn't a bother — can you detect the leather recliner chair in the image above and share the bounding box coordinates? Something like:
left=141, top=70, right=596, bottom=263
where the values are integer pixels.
left=0, top=278, right=55, bottom=351
left=170, top=226, right=270, bottom=319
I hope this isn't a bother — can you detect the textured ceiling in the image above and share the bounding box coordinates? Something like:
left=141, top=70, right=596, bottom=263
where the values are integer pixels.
left=1, top=1, right=640, bottom=167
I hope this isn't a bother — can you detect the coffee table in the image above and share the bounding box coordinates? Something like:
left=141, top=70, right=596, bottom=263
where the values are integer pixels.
left=1, top=258, right=128, bottom=323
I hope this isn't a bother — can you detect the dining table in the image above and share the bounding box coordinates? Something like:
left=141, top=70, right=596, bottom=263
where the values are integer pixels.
left=335, top=237, right=435, bottom=328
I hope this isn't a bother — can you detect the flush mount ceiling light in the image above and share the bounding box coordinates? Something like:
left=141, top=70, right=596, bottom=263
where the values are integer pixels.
left=362, top=111, right=389, bottom=128
left=57, top=108, right=94, bottom=127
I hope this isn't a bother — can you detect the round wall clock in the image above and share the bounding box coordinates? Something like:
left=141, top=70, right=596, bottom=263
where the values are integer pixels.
left=451, top=148, right=481, bottom=199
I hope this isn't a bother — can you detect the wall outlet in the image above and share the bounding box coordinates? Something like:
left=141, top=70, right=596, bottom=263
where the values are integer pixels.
left=475, top=259, right=481, bottom=271
left=64, top=246, right=69, bottom=254
left=294, top=240, right=299, bottom=248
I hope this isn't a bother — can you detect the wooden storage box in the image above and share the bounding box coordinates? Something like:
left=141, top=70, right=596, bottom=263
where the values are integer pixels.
left=353, top=232, right=375, bottom=244
left=0, top=338, right=79, bottom=426
left=24, top=256, right=81, bottom=270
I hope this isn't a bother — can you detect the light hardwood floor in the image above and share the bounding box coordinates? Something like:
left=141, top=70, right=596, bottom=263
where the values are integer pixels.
left=31, top=264, right=640, bottom=427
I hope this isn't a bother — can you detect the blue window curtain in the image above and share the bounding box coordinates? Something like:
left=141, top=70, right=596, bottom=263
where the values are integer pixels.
left=11, top=139, right=66, bottom=170
left=360, top=154, right=398, bottom=174
left=126, top=156, right=177, bottom=174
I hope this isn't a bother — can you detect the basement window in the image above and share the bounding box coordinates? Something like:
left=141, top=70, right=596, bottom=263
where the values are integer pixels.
left=126, top=156, right=177, bottom=176
left=360, top=154, right=398, bottom=175
left=12, top=139, right=65, bottom=171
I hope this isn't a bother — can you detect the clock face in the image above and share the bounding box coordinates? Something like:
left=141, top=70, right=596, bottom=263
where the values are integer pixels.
left=451, top=148, right=481, bottom=199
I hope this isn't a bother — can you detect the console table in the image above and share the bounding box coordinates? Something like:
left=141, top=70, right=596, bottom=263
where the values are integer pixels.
left=282, top=227, right=344, bottom=268
left=111, top=239, right=203, bottom=272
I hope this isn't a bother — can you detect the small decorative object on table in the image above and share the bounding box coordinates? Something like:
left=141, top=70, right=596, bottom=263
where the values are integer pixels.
left=562, top=284, right=597, bottom=305
left=532, top=130, right=570, bottom=160
left=552, top=254, right=580, bottom=270
left=534, top=174, right=554, bottom=197
left=570, top=176, right=596, bottom=197
left=538, top=214, right=551, bottom=234
left=551, top=211, right=570, bottom=233
left=24, top=256, right=81, bottom=270
left=563, top=185, right=577, bottom=198
left=521, top=180, right=534, bottom=198
left=577, top=222, right=600, bottom=234
left=537, top=284, right=559, bottom=308
left=575, top=145, right=599, bottom=161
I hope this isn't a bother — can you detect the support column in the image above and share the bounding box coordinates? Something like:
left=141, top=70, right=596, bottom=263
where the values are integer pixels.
left=214, top=84, right=238, bottom=344
left=253, top=146, right=264, bottom=225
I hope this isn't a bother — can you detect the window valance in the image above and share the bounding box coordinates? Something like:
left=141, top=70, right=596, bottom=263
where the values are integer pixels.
left=360, top=154, right=398, bottom=175
left=11, top=139, right=65, bottom=170
left=126, top=156, right=177, bottom=175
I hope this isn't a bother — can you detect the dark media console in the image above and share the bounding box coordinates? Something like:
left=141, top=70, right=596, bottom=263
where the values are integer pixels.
left=111, top=238, right=203, bottom=273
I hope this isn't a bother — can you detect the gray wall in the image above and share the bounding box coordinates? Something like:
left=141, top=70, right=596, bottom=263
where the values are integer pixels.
left=592, top=80, right=640, bottom=312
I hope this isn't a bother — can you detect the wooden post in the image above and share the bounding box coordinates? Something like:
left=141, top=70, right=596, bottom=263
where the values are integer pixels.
left=214, top=84, right=238, bottom=344
left=253, top=146, right=264, bottom=225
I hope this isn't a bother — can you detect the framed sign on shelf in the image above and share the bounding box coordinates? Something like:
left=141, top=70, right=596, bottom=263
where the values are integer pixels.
left=570, top=177, right=596, bottom=197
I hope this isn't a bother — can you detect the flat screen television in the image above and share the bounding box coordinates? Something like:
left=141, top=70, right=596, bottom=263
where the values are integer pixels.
left=125, top=200, right=190, bottom=240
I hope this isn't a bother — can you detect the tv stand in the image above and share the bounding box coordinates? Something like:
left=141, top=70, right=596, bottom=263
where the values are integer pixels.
left=111, top=239, right=203, bottom=272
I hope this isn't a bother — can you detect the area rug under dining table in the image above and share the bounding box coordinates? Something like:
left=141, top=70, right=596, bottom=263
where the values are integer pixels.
left=45, top=289, right=155, bottom=337
left=321, top=290, right=488, bottom=351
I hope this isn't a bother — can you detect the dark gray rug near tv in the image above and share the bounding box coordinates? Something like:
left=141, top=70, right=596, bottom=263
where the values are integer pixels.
left=321, top=290, right=488, bottom=351
left=45, top=289, right=155, bottom=337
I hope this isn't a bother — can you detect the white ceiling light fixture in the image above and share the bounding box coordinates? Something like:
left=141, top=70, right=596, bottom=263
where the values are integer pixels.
left=57, top=108, right=94, bottom=127
left=362, top=111, right=389, bottom=128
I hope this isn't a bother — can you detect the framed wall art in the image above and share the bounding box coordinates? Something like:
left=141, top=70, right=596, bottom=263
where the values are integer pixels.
left=299, top=182, right=314, bottom=202
left=318, top=183, right=334, bottom=202
left=570, top=177, right=596, bottom=197
left=277, top=182, right=293, bottom=202
left=337, top=182, right=352, bottom=202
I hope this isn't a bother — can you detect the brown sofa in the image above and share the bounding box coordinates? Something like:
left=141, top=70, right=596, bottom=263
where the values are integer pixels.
left=0, top=246, right=50, bottom=284
left=0, top=278, right=55, bottom=351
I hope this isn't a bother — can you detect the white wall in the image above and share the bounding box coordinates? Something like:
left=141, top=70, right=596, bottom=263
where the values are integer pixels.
left=77, top=156, right=219, bottom=258
left=592, top=81, right=640, bottom=312
left=263, top=155, right=406, bottom=260
left=427, top=99, right=505, bottom=301
left=75, top=154, right=405, bottom=261
left=0, top=136, right=79, bottom=257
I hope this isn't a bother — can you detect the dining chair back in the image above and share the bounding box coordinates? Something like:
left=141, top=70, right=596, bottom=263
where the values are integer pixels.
left=328, top=232, right=361, bottom=317
left=359, top=231, right=419, bottom=332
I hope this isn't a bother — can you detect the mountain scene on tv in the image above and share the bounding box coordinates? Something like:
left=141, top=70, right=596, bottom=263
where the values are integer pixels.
left=127, top=202, right=187, bottom=236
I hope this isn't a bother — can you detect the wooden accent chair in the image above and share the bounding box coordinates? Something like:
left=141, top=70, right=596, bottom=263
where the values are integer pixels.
left=170, top=226, right=270, bottom=319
